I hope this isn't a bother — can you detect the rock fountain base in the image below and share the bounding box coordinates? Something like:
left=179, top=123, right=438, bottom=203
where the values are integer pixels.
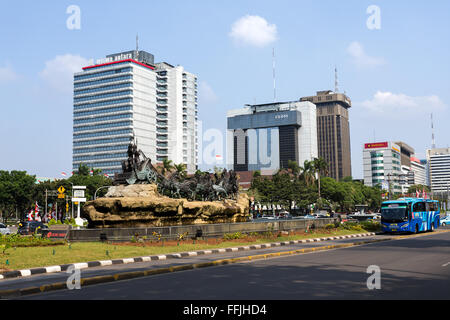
left=82, top=184, right=249, bottom=228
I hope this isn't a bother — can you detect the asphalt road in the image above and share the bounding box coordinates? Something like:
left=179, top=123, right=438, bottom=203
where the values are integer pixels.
left=17, top=228, right=450, bottom=300
left=0, top=233, right=383, bottom=291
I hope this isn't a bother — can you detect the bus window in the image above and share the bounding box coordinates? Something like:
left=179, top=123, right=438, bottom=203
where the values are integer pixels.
left=413, top=202, right=425, bottom=212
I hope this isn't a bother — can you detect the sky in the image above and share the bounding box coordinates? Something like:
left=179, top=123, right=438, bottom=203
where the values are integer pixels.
left=0, top=0, right=449, bottom=179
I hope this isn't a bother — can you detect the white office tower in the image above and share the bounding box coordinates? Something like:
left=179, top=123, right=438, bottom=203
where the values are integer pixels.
left=72, top=50, right=198, bottom=176
left=426, top=148, right=450, bottom=195
left=154, top=63, right=198, bottom=173
left=362, top=142, right=403, bottom=193
left=408, top=157, right=427, bottom=186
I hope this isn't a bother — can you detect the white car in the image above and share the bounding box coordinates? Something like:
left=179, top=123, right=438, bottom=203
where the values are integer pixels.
left=0, top=223, right=12, bottom=235
left=441, top=216, right=450, bottom=226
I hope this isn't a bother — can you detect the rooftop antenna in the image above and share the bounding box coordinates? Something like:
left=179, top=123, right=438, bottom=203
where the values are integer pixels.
left=334, top=65, right=339, bottom=93
left=272, top=47, right=276, bottom=102
left=135, top=34, right=139, bottom=61
left=431, top=113, right=436, bottom=149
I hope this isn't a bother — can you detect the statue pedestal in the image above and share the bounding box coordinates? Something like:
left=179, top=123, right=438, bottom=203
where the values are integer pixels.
left=82, top=184, right=249, bottom=228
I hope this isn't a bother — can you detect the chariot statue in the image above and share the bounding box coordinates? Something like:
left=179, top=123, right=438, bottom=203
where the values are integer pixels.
left=113, top=140, right=239, bottom=202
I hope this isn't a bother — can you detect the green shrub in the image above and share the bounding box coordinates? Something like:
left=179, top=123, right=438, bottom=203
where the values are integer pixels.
left=223, top=232, right=245, bottom=240
left=48, top=219, right=62, bottom=226
left=360, top=220, right=381, bottom=232
left=339, top=221, right=364, bottom=232
left=324, top=224, right=335, bottom=230
left=0, top=233, right=63, bottom=247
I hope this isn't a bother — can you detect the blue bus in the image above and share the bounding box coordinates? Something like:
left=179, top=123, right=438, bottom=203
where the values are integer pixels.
left=381, top=198, right=440, bottom=234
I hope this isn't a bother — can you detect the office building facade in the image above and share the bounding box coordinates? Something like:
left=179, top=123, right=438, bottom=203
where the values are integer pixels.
left=227, top=101, right=317, bottom=173
left=426, top=148, right=450, bottom=194
left=300, top=90, right=352, bottom=181
left=363, top=141, right=403, bottom=194
left=408, top=157, right=427, bottom=186
left=72, top=50, right=198, bottom=175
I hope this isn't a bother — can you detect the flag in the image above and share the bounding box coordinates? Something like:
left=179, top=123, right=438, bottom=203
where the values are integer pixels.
left=104, top=173, right=109, bottom=177
left=27, top=209, right=34, bottom=221
left=90, top=169, right=94, bottom=175
left=423, top=188, right=427, bottom=199
left=61, top=172, right=67, bottom=177
left=34, top=201, right=41, bottom=222
left=416, top=190, right=419, bottom=198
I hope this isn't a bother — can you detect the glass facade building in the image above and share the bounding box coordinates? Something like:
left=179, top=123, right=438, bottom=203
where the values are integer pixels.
left=227, top=101, right=317, bottom=173
left=72, top=50, right=198, bottom=175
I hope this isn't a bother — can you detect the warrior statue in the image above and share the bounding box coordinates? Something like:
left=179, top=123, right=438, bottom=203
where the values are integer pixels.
left=114, top=140, right=240, bottom=201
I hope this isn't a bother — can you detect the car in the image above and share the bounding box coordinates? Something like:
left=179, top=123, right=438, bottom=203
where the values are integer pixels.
left=17, top=221, right=49, bottom=235
left=304, top=215, right=317, bottom=219
left=0, top=223, right=11, bottom=235
left=441, top=216, right=450, bottom=226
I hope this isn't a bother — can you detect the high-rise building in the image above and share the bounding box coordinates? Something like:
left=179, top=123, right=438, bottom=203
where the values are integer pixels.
left=227, top=101, right=317, bottom=173
left=300, top=90, right=352, bottom=181
left=394, top=141, right=414, bottom=168
left=362, top=141, right=403, bottom=194
left=154, top=62, right=198, bottom=173
left=408, top=157, right=427, bottom=186
left=72, top=50, right=198, bottom=176
left=426, top=147, right=450, bottom=194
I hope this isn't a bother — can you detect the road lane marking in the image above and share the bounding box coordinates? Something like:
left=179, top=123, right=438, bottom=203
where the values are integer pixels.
left=4, top=234, right=447, bottom=299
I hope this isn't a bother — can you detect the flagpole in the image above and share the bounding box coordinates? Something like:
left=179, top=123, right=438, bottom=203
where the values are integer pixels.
left=45, top=189, right=48, bottom=220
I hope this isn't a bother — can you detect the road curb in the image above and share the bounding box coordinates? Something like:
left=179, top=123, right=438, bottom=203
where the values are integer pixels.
left=0, top=232, right=376, bottom=281
left=0, top=236, right=389, bottom=299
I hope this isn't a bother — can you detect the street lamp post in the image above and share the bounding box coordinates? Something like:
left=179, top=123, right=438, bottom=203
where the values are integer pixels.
left=69, top=182, right=74, bottom=219
left=94, top=186, right=110, bottom=200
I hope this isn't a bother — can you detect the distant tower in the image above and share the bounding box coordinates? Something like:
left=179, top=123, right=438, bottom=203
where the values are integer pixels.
left=431, top=113, right=436, bottom=149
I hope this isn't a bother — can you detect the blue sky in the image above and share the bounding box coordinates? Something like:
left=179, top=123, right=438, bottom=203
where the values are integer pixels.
left=0, top=0, right=449, bottom=179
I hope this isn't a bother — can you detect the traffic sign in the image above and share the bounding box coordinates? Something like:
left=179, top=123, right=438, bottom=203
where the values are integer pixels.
left=58, top=193, right=65, bottom=199
left=66, top=203, right=69, bottom=212
left=58, top=186, right=65, bottom=194
left=74, top=189, right=85, bottom=198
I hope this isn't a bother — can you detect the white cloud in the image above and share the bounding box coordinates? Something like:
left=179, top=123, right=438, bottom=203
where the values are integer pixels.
left=360, top=91, right=446, bottom=114
left=198, top=81, right=218, bottom=106
left=40, top=54, right=92, bottom=92
left=229, top=15, right=277, bottom=47
left=347, top=41, right=385, bottom=68
left=0, top=63, right=19, bottom=83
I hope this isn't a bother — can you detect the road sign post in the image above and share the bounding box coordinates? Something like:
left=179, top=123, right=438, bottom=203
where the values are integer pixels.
left=72, top=186, right=87, bottom=227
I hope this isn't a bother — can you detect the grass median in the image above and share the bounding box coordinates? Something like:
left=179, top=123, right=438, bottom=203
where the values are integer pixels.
left=0, top=227, right=373, bottom=272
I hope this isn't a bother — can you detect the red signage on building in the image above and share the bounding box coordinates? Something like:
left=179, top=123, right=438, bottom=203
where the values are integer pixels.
left=365, top=142, right=388, bottom=149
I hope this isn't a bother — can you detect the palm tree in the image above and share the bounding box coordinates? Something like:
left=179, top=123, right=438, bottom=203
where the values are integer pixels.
left=300, top=160, right=316, bottom=187
left=287, top=160, right=301, bottom=177
left=161, top=159, right=174, bottom=177
left=313, top=157, right=329, bottom=199
left=174, top=163, right=187, bottom=180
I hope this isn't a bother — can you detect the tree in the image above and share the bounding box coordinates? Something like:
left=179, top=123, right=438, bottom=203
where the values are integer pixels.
left=407, top=184, right=431, bottom=194
left=0, top=171, right=36, bottom=222
left=287, top=160, right=301, bottom=176
left=161, top=159, right=174, bottom=177
left=300, top=160, right=316, bottom=187
left=174, top=163, right=187, bottom=180
left=75, top=163, right=90, bottom=176
left=313, top=157, right=329, bottom=200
